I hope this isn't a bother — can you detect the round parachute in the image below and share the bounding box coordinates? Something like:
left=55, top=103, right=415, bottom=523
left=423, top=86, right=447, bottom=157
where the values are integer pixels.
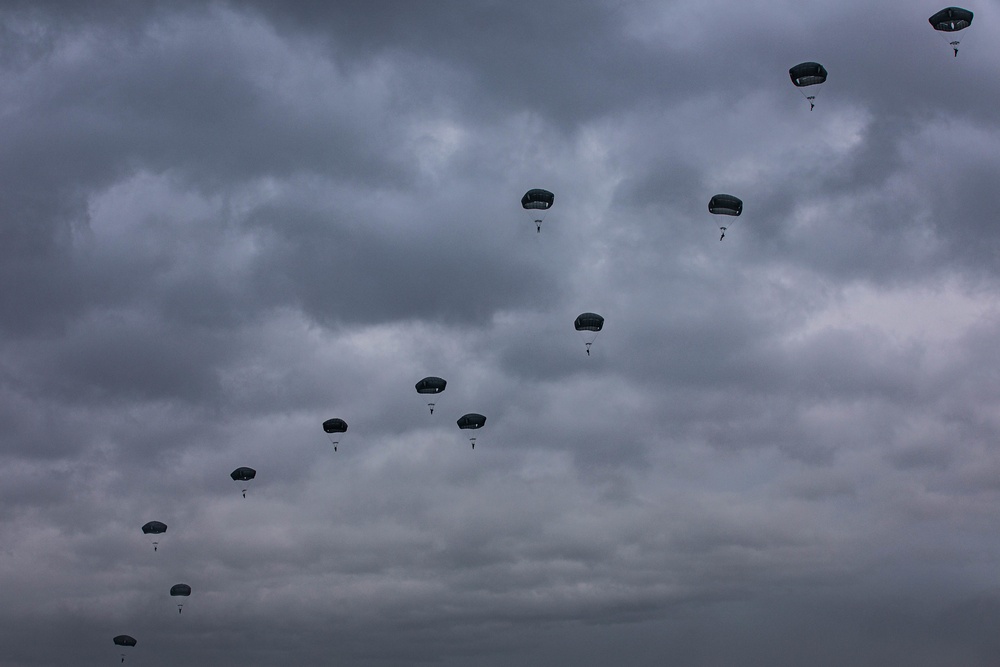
left=141, top=521, right=167, bottom=535
left=709, top=194, right=743, bottom=240
left=521, top=188, right=555, bottom=232
left=415, top=377, right=447, bottom=414
left=113, top=635, right=136, bottom=663
left=141, top=521, right=167, bottom=552
left=457, top=413, right=486, bottom=449
left=929, top=7, right=973, bottom=56
left=322, top=418, right=348, bottom=451
left=230, top=467, right=256, bottom=481
left=170, top=583, right=191, bottom=614
left=230, top=466, right=256, bottom=498
left=789, top=62, right=827, bottom=110
left=574, top=312, right=605, bottom=356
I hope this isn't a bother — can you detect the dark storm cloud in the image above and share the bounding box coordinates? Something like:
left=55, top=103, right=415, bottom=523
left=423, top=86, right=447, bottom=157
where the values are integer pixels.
left=2, top=1, right=1000, bottom=665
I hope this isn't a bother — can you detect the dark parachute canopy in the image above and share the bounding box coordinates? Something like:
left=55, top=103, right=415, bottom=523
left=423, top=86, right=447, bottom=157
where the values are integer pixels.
left=574, top=312, right=604, bottom=332
left=141, top=521, right=167, bottom=535
left=709, top=194, right=743, bottom=240
left=574, top=312, right=604, bottom=356
left=521, top=188, right=555, bottom=232
left=322, top=418, right=348, bottom=451
left=457, top=413, right=486, bottom=449
left=415, top=377, right=447, bottom=414
left=322, top=418, right=348, bottom=434
left=789, top=62, right=827, bottom=110
left=141, top=521, right=167, bottom=551
left=415, top=377, right=447, bottom=394
left=709, top=194, right=743, bottom=216
left=114, top=635, right=136, bottom=662
left=457, top=413, right=486, bottom=429
left=231, top=466, right=256, bottom=498
left=170, top=583, right=191, bottom=614
left=929, top=7, right=973, bottom=56
left=230, top=467, right=256, bottom=481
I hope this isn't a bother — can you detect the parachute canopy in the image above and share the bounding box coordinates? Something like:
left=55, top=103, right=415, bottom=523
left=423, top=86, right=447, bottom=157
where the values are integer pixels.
left=141, top=521, right=167, bottom=535
left=929, top=7, right=973, bottom=31
left=113, top=635, right=137, bottom=647
left=521, top=189, right=554, bottom=210
left=709, top=194, right=743, bottom=216
left=574, top=313, right=605, bottom=332
left=415, top=377, right=447, bottom=394
left=170, top=584, right=191, bottom=597
left=230, top=467, right=256, bottom=482
left=322, top=418, right=348, bottom=434
left=789, top=62, right=827, bottom=87
left=457, top=413, right=486, bottom=430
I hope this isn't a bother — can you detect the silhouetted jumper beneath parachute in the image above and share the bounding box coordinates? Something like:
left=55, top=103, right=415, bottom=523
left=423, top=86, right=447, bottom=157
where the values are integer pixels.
left=521, top=188, right=554, bottom=232
left=457, top=413, right=486, bottom=448
left=789, top=62, right=827, bottom=110
left=230, top=466, right=256, bottom=498
left=709, top=194, right=743, bottom=240
left=415, top=376, right=447, bottom=414
left=929, top=6, right=973, bottom=56
left=141, top=521, right=167, bottom=552
left=113, top=635, right=136, bottom=663
left=322, top=418, right=348, bottom=452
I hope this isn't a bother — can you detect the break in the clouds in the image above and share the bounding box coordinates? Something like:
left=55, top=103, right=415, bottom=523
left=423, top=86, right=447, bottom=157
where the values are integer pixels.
left=1, top=1, right=1000, bottom=665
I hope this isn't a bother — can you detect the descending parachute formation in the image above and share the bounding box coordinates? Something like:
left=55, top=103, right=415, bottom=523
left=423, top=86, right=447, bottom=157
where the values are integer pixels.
left=110, top=10, right=985, bottom=662
left=789, top=62, right=827, bottom=110
left=709, top=194, right=743, bottom=241
left=230, top=466, right=256, bottom=498
left=929, top=7, right=973, bottom=56
left=170, top=583, right=191, bottom=614
left=574, top=312, right=605, bottom=356
left=113, top=635, right=136, bottom=663
left=457, top=413, right=486, bottom=449
left=521, top=188, right=554, bottom=232
left=322, top=418, right=348, bottom=451
left=415, top=376, right=447, bottom=414
left=141, top=521, right=167, bottom=552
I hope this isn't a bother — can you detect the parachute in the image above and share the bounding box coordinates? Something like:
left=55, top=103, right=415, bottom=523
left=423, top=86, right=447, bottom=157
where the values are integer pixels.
left=929, top=7, right=973, bottom=56
left=170, top=583, right=191, bottom=614
left=709, top=194, right=743, bottom=240
left=789, top=62, right=827, bottom=110
left=521, top=188, right=555, bottom=233
left=113, top=635, right=136, bottom=662
left=457, top=413, right=486, bottom=449
left=415, top=377, right=447, bottom=414
left=230, top=466, right=256, bottom=498
left=322, top=418, right=348, bottom=452
left=141, top=521, right=167, bottom=552
left=574, top=312, right=605, bottom=356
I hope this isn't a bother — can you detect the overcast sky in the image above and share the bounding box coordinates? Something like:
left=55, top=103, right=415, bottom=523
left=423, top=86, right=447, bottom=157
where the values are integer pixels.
left=2, top=1, right=1000, bottom=665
